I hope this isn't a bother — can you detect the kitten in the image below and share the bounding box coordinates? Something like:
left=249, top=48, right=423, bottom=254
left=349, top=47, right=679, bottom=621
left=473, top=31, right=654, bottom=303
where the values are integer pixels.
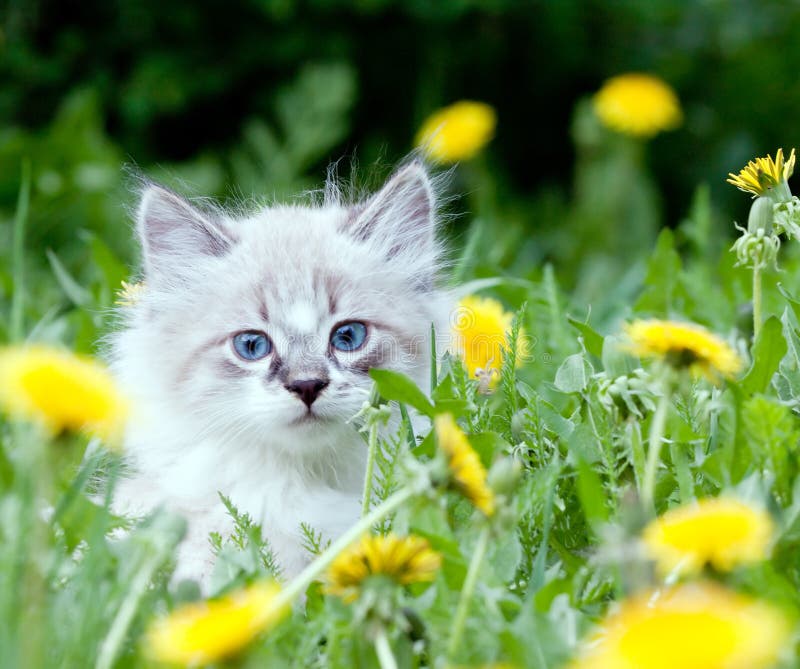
left=110, top=161, right=452, bottom=587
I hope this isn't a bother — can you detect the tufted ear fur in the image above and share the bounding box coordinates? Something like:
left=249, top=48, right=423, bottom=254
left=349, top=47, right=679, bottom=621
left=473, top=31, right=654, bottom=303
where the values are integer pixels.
left=346, top=161, right=436, bottom=264
left=136, top=184, right=235, bottom=280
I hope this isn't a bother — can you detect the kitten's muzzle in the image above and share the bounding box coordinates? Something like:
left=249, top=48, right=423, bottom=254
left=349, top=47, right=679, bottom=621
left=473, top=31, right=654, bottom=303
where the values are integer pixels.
left=285, top=378, right=329, bottom=408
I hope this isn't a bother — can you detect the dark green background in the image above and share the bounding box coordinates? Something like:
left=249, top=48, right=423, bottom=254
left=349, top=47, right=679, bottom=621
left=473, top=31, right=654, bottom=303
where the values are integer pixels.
left=2, top=0, right=799, bottom=303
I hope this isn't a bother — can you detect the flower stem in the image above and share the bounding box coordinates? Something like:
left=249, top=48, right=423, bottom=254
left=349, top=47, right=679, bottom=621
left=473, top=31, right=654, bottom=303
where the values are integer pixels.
left=278, top=486, right=416, bottom=605
left=752, top=263, right=763, bottom=341
left=361, top=420, right=379, bottom=517
left=642, top=390, right=670, bottom=514
left=373, top=626, right=398, bottom=669
left=96, top=553, right=162, bottom=669
left=447, top=525, right=490, bottom=662
left=10, top=159, right=30, bottom=343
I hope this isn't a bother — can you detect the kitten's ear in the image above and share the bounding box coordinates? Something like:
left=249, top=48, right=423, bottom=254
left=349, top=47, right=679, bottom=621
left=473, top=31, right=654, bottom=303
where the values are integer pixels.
left=347, top=161, right=436, bottom=261
left=136, top=184, right=234, bottom=278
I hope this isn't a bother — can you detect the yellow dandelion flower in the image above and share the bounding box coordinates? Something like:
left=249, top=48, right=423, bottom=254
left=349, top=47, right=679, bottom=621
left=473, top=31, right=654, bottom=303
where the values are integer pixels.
left=0, top=345, right=128, bottom=440
left=642, top=497, right=774, bottom=577
left=145, top=580, right=286, bottom=665
left=623, top=319, right=742, bottom=381
left=116, top=280, right=146, bottom=307
left=325, top=533, right=441, bottom=600
left=593, top=73, right=682, bottom=139
left=570, top=582, right=790, bottom=669
left=434, top=413, right=495, bottom=516
left=453, top=295, right=523, bottom=391
left=727, top=148, right=796, bottom=198
left=415, top=100, right=496, bottom=164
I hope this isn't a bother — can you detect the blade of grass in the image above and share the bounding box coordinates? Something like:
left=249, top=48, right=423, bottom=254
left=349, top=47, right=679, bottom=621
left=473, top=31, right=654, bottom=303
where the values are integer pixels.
left=10, top=159, right=31, bottom=342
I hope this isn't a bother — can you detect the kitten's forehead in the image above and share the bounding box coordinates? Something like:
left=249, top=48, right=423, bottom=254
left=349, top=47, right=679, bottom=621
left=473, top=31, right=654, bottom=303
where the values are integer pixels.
left=285, top=302, right=320, bottom=333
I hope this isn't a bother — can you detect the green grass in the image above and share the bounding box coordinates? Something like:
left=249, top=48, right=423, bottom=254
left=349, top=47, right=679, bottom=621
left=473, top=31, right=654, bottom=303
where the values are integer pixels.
left=3, top=132, right=800, bottom=667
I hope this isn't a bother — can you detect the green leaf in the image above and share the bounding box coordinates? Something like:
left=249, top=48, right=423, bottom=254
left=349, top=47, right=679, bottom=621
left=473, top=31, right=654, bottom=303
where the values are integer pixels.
left=369, top=369, right=435, bottom=417
left=778, top=283, right=800, bottom=323
left=741, top=395, right=798, bottom=501
left=469, top=432, right=510, bottom=468
left=46, top=248, right=92, bottom=307
left=574, top=457, right=609, bottom=528
left=567, top=316, right=604, bottom=357
left=634, top=228, right=682, bottom=314
left=553, top=353, right=592, bottom=394
left=601, top=334, right=637, bottom=378
left=741, top=316, right=786, bottom=395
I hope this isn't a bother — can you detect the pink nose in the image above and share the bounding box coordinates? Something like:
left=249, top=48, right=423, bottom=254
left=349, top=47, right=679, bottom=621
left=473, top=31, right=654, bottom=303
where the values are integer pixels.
left=285, top=379, right=329, bottom=408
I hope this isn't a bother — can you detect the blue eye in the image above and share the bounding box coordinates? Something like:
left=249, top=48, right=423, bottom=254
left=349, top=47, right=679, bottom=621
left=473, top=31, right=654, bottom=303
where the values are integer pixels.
left=330, top=322, right=368, bottom=352
left=232, top=331, right=272, bottom=360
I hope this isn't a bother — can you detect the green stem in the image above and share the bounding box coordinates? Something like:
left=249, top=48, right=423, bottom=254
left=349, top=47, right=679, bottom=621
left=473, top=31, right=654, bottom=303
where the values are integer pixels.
left=95, top=553, right=162, bottom=669
left=752, top=263, right=763, bottom=341
left=278, top=486, right=416, bottom=606
left=10, top=159, right=31, bottom=342
left=447, top=525, right=490, bottom=662
left=361, top=420, right=379, bottom=517
left=628, top=421, right=646, bottom=492
left=373, top=626, right=398, bottom=669
left=642, top=391, right=670, bottom=514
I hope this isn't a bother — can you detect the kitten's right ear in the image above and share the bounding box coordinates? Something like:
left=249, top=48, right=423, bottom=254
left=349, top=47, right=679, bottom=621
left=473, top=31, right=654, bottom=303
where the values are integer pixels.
left=136, top=184, right=234, bottom=279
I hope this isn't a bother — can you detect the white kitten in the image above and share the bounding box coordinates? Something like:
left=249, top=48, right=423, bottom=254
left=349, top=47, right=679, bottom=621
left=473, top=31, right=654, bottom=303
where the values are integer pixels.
left=110, top=162, right=452, bottom=587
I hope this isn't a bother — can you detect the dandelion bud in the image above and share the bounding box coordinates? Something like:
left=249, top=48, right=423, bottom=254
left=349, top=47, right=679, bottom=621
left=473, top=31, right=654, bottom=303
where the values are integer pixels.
left=731, top=229, right=780, bottom=270
left=747, top=196, right=774, bottom=233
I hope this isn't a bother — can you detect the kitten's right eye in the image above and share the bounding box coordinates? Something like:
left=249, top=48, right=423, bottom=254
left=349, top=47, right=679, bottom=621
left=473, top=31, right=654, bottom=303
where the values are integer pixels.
left=232, top=331, right=272, bottom=361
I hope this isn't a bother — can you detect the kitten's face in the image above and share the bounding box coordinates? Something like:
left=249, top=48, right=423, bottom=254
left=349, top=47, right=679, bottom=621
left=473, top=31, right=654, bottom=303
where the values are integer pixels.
left=122, top=163, right=447, bottom=454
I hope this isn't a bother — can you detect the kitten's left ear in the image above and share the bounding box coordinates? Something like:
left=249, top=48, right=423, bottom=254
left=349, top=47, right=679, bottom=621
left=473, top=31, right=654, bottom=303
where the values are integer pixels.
left=346, top=161, right=436, bottom=262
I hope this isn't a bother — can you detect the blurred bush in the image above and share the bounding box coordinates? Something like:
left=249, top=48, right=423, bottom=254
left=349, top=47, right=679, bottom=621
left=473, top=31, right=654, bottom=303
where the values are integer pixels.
left=3, top=0, right=800, bottom=325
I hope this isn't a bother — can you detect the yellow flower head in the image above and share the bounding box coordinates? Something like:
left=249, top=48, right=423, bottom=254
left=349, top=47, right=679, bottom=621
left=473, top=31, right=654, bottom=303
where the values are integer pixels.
left=642, top=497, right=774, bottom=577
left=434, top=413, right=495, bottom=516
left=727, top=148, right=796, bottom=198
left=415, top=101, right=496, bottom=164
left=0, top=345, right=128, bottom=440
left=593, top=73, right=682, bottom=138
left=325, top=533, right=442, bottom=600
left=145, top=580, right=286, bottom=665
left=116, top=280, right=146, bottom=307
left=452, top=295, right=523, bottom=391
left=623, top=319, right=743, bottom=381
left=571, top=582, right=790, bottom=669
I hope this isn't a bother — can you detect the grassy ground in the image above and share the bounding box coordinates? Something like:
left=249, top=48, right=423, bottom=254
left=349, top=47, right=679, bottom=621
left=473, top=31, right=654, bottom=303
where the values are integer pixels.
left=2, top=96, right=800, bottom=668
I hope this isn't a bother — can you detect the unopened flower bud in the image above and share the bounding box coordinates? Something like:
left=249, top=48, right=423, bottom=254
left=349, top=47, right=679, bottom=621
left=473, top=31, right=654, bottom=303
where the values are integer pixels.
left=731, top=229, right=780, bottom=270
left=747, top=196, right=774, bottom=233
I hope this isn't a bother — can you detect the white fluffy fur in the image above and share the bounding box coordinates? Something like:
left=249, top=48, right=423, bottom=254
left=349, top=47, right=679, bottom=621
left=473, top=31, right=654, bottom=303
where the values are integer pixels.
left=110, top=162, right=452, bottom=587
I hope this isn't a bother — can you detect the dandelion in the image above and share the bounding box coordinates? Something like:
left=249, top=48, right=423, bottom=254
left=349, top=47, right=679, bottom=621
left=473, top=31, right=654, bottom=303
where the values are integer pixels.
left=116, top=280, right=146, bottom=307
left=592, top=73, right=682, bottom=139
left=325, top=533, right=441, bottom=600
left=727, top=148, right=796, bottom=198
left=415, top=101, right=496, bottom=164
left=623, top=319, right=742, bottom=381
left=0, top=345, right=128, bottom=440
left=452, top=295, right=522, bottom=391
left=570, top=582, right=789, bottom=669
left=642, top=497, right=774, bottom=577
left=434, top=413, right=495, bottom=517
left=145, top=581, right=286, bottom=665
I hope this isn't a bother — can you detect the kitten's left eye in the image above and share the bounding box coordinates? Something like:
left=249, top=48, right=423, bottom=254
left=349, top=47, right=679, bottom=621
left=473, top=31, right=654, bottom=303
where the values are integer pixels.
left=330, top=322, right=368, bottom=352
